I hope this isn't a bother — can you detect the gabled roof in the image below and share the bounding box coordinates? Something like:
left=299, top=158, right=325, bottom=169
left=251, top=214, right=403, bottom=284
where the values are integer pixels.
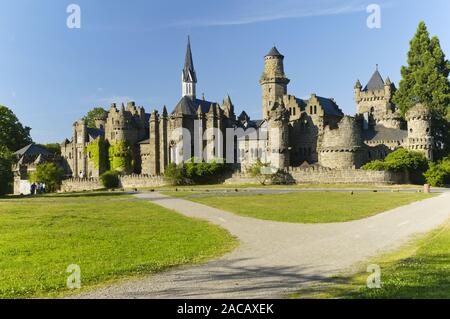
left=172, top=97, right=219, bottom=116
left=87, top=127, right=104, bottom=141
left=266, top=46, right=284, bottom=57
left=172, top=96, right=197, bottom=116
left=14, top=144, right=50, bottom=157
left=364, top=69, right=385, bottom=91
left=315, top=96, right=344, bottom=117
left=238, top=111, right=250, bottom=122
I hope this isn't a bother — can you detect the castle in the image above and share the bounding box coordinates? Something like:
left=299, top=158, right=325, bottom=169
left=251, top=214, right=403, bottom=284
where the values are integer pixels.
left=57, top=38, right=434, bottom=179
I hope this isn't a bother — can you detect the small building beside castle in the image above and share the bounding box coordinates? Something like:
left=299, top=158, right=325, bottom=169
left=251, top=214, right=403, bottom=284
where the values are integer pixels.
left=59, top=38, right=434, bottom=181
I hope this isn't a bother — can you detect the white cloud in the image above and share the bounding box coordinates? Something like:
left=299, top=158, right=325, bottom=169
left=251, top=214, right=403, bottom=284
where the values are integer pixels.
left=97, top=96, right=135, bottom=105
left=174, top=0, right=370, bottom=27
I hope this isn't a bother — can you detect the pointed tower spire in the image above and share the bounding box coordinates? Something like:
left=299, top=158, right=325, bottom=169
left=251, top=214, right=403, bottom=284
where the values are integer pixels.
left=182, top=36, right=197, bottom=99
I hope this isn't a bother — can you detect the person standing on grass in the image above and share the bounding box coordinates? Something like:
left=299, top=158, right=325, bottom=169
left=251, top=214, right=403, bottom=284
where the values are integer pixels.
left=30, top=183, right=36, bottom=195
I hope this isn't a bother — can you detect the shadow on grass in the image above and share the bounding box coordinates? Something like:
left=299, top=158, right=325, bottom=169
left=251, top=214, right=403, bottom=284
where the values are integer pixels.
left=0, top=191, right=131, bottom=201
left=78, top=257, right=335, bottom=299
left=293, top=253, right=450, bottom=299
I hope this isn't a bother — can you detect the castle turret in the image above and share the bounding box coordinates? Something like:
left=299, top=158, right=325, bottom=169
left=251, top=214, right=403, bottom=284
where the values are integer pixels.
left=159, top=106, right=169, bottom=173
left=260, top=47, right=290, bottom=120
left=148, top=110, right=160, bottom=175
left=267, top=100, right=290, bottom=170
left=406, top=103, right=434, bottom=160
left=354, top=79, right=362, bottom=103
left=222, top=95, right=235, bottom=120
left=355, top=66, right=401, bottom=129
left=182, top=36, right=197, bottom=99
left=319, top=116, right=366, bottom=169
left=73, top=120, right=88, bottom=177
left=384, top=77, right=392, bottom=98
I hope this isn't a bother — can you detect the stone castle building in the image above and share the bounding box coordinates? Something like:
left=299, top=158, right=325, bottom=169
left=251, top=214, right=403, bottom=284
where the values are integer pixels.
left=60, top=39, right=434, bottom=179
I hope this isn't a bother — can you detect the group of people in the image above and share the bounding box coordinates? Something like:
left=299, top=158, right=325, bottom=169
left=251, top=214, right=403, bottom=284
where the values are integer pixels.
left=30, top=182, right=46, bottom=195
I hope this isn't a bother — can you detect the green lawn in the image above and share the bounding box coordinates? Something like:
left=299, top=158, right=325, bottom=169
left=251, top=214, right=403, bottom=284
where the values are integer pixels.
left=150, top=183, right=423, bottom=191
left=181, top=192, right=435, bottom=223
left=0, top=194, right=237, bottom=299
left=291, top=222, right=450, bottom=298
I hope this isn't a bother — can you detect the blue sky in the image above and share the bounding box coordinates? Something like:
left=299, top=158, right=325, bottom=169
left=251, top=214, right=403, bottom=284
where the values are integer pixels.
left=0, top=0, right=449, bottom=144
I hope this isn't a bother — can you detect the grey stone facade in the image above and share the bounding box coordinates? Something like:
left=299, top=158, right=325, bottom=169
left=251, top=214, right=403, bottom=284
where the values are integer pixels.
left=60, top=40, right=435, bottom=178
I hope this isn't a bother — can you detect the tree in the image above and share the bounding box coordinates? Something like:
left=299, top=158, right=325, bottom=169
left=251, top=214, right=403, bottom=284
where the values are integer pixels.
left=30, top=163, right=65, bottom=193
left=0, top=145, right=13, bottom=195
left=83, top=107, right=107, bottom=128
left=37, top=143, right=61, bottom=156
left=424, top=156, right=450, bottom=187
left=393, top=21, right=450, bottom=159
left=249, top=159, right=277, bottom=185
left=0, top=105, right=32, bottom=151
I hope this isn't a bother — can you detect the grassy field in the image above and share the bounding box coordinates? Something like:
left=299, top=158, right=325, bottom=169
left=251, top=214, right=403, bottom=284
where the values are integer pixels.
left=149, top=183, right=423, bottom=191
left=0, top=193, right=237, bottom=298
left=291, top=222, right=450, bottom=298
left=179, top=192, right=435, bottom=223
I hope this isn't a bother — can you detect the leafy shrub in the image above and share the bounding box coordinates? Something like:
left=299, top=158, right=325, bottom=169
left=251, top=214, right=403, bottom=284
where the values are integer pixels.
left=362, top=149, right=428, bottom=172
left=383, top=148, right=428, bottom=172
left=30, top=163, right=65, bottom=193
left=249, top=159, right=278, bottom=185
left=362, top=160, right=386, bottom=171
left=164, top=159, right=231, bottom=185
left=424, top=157, right=450, bottom=187
left=164, top=163, right=187, bottom=186
left=100, top=170, right=120, bottom=189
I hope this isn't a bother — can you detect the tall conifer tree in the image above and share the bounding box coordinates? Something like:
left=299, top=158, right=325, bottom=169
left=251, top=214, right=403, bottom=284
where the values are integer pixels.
left=393, top=21, right=450, bottom=159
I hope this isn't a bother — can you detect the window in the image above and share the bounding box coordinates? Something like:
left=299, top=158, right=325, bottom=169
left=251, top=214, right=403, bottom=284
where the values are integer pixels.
left=314, top=105, right=317, bottom=114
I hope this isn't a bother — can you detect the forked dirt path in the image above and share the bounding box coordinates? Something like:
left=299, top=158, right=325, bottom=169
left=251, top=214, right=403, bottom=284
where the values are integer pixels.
left=76, top=191, right=450, bottom=299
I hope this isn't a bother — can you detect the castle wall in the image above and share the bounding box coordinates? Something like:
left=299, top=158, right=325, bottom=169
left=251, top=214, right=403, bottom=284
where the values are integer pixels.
left=60, top=175, right=169, bottom=192
left=224, top=167, right=406, bottom=185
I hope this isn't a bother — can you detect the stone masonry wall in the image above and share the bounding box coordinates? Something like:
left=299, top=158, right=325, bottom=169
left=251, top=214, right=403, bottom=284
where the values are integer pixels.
left=60, top=175, right=169, bottom=192
left=224, top=167, right=406, bottom=185
left=61, top=178, right=103, bottom=192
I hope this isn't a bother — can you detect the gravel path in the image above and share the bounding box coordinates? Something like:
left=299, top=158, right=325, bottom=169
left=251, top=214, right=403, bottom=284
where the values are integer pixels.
left=76, top=191, right=450, bottom=299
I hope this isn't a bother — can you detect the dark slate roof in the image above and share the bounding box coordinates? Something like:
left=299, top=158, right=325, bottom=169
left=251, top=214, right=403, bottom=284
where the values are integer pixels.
left=172, top=97, right=219, bottom=116
left=182, top=37, right=197, bottom=83
left=172, top=96, right=196, bottom=115
left=363, top=125, right=408, bottom=142
left=14, top=144, right=51, bottom=157
left=364, top=69, right=385, bottom=91
left=316, top=96, right=344, bottom=116
left=87, top=128, right=104, bottom=141
left=252, top=119, right=265, bottom=128
left=138, top=139, right=150, bottom=144
left=266, top=46, right=283, bottom=57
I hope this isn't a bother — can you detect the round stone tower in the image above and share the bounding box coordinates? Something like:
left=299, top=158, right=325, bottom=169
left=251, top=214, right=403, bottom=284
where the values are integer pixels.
left=405, top=103, right=433, bottom=160
left=267, top=100, right=290, bottom=170
left=260, top=47, right=290, bottom=120
left=319, top=116, right=366, bottom=169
